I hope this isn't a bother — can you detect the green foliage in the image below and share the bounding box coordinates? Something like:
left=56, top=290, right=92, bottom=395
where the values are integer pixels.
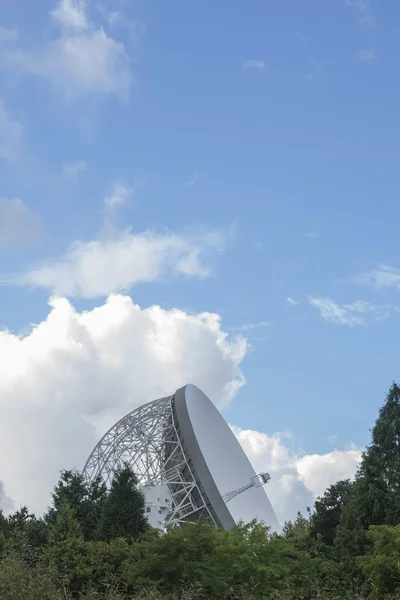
left=281, top=512, right=350, bottom=597
left=5, top=506, right=48, bottom=550
left=311, top=479, right=353, bottom=546
left=124, top=518, right=341, bottom=599
left=357, top=524, right=400, bottom=598
left=0, top=537, right=66, bottom=600
left=47, top=501, right=83, bottom=545
left=97, top=465, right=148, bottom=542
left=47, top=469, right=107, bottom=541
left=357, top=382, right=400, bottom=526
left=44, top=535, right=133, bottom=596
left=124, top=521, right=222, bottom=593
left=335, top=383, right=400, bottom=574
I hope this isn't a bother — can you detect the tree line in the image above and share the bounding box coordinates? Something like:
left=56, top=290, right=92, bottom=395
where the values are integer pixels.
left=3, top=383, right=400, bottom=598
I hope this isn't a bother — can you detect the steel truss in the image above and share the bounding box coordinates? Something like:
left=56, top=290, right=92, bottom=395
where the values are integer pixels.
left=82, top=396, right=217, bottom=527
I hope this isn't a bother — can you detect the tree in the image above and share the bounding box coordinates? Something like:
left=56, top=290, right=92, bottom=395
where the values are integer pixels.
left=125, top=521, right=220, bottom=594
left=47, top=502, right=83, bottom=545
left=97, top=465, right=148, bottom=542
left=356, top=523, right=400, bottom=597
left=6, top=506, right=48, bottom=550
left=44, top=501, right=91, bottom=593
left=336, top=383, right=400, bottom=569
left=311, top=479, right=353, bottom=545
left=282, top=512, right=346, bottom=596
left=125, top=519, right=311, bottom=599
left=0, top=547, right=63, bottom=600
left=46, top=469, right=107, bottom=541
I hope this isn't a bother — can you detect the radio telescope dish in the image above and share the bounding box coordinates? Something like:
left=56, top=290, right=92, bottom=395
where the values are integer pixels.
left=82, top=384, right=280, bottom=532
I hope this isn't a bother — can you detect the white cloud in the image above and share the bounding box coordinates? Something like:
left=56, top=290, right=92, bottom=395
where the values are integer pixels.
left=51, top=0, right=88, bottom=30
left=63, top=160, right=87, bottom=177
left=0, top=99, right=22, bottom=160
left=346, top=0, right=375, bottom=28
left=237, top=321, right=269, bottom=331
left=233, top=426, right=361, bottom=524
left=1, top=1, right=131, bottom=101
left=104, top=181, right=132, bottom=209
left=242, top=60, right=266, bottom=70
left=13, top=228, right=224, bottom=297
left=0, top=295, right=246, bottom=514
left=296, top=448, right=361, bottom=499
left=286, top=297, right=298, bottom=306
left=357, top=264, right=400, bottom=289
left=308, top=297, right=378, bottom=326
left=0, top=198, right=40, bottom=246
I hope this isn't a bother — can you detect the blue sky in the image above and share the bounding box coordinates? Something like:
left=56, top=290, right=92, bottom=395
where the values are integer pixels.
left=1, top=0, right=400, bottom=514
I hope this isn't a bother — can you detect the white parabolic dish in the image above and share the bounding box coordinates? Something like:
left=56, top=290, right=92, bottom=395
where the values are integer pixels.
left=174, top=384, right=280, bottom=531
left=83, top=383, right=280, bottom=533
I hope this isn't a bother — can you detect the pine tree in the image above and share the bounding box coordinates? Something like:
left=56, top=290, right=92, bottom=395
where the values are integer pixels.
left=336, top=383, right=400, bottom=565
left=47, top=501, right=83, bottom=545
left=6, top=506, right=48, bottom=549
left=97, top=465, right=148, bottom=542
left=46, top=469, right=107, bottom=540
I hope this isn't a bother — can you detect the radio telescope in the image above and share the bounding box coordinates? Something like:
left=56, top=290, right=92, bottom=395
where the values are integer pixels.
left=83, top=384, right=280, bottom=532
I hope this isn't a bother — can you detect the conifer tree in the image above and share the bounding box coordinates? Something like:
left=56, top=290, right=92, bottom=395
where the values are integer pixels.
left=46, top=469, right=107, bottom=540
left=47, top=501, right=83, bottom=545
left=97, top=465, right=148, bottom=542
left=6, top=506, right=48, bottom=549
left=336, top=383, right=400, bottom=563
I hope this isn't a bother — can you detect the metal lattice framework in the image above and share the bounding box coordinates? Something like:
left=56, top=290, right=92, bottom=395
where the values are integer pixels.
left=82, top=396, right=217, bottom=527
left=222, top=472, right=271, bottom=503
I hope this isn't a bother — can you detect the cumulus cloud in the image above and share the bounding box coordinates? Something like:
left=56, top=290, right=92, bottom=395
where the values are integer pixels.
left=13, top=228, right=223, bottom=297
left=296, top=448, right=362, bottom=499
left=0, top=294, right=246, bottom=514
left=233, top=426, right=361, bottom=524
left=1, top=0, right=131, bottom=101
left=0, top=100, right=22, bottom=160
left=0, top=198, right=41, bottom=247
left=51, top=0, right=88, bottom=30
